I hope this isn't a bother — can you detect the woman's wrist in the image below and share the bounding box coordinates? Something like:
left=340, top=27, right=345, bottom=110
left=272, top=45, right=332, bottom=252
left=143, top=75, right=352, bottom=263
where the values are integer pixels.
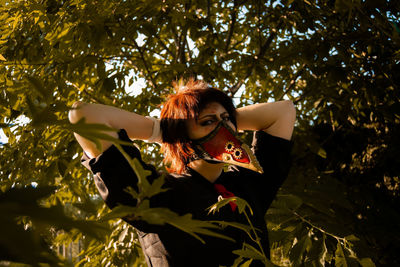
left=145, top=117, right=162, bottom=143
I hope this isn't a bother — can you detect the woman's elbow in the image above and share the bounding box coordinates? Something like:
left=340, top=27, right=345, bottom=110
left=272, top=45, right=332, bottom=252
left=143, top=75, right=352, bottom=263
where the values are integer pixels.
left=68, top=101, right=86, bottom=124
left=286, top=100, right=296, bottom=118
left=279, top=100, right=296, bottom=121
left=279, top=100, right=296, bottom=130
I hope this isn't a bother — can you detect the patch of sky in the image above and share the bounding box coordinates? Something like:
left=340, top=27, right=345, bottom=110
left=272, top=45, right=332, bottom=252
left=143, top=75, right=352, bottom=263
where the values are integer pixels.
left=276, top=33, right=290, bottom=44
left=272, top=0, right=284, bottom=8
left=105, top=62, right=135, bottom=95
left=187, top=37, right=198, bottom=58
left=329, top=47, right=338, bottom=56
left=233, top=83, right=246, bottom=106
left=224, top=1, right=234, bottom=8
left=291, top=89, right=301, bottom=99
left=0, top=130, right=8, bottom=144
left=0, top=114, right=31, bottom=145
left=149, top=108, right=161, bottom=118
left=384, top=9, right=396, bottom=20
left=307, top=28, right=316, bottom=35
left=126, top=76, right=147, bottom=96
left=363, top=69, right=374, bottom=76
left=216, top=15, right=228, bottom=32
left=222, top=59, right=234, bottom=71
left=104, top=33, right=149, bottom=97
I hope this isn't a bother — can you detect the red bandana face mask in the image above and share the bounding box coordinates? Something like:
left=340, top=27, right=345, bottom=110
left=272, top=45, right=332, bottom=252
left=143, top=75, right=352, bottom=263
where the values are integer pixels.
left=191, top=121, right=264, bottom=173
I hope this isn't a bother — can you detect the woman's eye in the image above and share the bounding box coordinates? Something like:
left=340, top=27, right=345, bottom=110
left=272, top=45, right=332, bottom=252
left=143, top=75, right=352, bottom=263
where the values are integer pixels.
left=200, top=120, right=214, bottom=126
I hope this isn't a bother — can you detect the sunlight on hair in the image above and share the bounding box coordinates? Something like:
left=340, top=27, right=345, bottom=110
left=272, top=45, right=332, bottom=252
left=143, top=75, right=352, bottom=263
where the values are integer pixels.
left=172, top=78, right=209, bottom=93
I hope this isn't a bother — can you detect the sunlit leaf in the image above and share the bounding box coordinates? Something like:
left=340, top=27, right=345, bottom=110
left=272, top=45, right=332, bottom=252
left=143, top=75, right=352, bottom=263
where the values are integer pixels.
left=358, top=257, right=376, bottom=267
left=208, top=196, right=253, bottom=216
left=289, top=232, right=312, bottom=265
left=335, top=242, right=359, bottom=267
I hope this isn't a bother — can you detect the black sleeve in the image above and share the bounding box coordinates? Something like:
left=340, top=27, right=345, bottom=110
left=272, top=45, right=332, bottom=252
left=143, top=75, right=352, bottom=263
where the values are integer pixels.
left=234, top=131, right=293, bottom=213
left=80, top=129, right=159, bottom=209
left=252, top=131, right=293, bottom=197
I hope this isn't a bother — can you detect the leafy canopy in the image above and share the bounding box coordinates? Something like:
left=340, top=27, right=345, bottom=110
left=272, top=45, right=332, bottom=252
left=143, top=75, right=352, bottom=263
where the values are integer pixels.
left=1, top=0, right=399, bottom=266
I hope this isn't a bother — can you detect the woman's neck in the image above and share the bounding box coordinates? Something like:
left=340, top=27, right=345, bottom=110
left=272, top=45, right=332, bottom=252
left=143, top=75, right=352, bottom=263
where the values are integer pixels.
left=188, top=160, right=224, bottom=183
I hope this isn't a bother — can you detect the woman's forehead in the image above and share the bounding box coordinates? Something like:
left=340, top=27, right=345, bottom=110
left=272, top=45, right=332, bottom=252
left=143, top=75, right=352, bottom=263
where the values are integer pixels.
left=198, top=102, right=227, bottom=116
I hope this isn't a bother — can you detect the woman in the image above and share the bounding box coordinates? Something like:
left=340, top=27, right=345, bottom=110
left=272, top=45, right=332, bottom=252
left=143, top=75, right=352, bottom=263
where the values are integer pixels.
left=69, top=79, right=295, bottom=267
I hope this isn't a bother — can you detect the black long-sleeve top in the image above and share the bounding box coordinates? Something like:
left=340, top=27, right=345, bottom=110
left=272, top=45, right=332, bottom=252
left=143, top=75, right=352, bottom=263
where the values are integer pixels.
left=81, top=129, right=293, bottom=267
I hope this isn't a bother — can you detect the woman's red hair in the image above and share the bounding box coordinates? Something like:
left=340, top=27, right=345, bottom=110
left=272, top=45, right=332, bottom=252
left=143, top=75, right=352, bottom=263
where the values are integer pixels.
left=160, top=79, right=237, bottom=174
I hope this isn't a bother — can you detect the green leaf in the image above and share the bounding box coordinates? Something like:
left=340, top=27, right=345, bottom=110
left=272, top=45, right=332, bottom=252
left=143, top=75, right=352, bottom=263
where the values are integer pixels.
left=208, top=196, right=253, bottom=216
left=66, top=118, right=124, bottom=151
left=233, top=244, right=264, bottom=261
left=115, top=146, right=168, bottom=200
left=287, top=0, right=295, bottom=6
left=334, top=242, right=359, bottom=267
left=57, top=24, right=72, bottom=39
left=306, top=233, right=327, bottom=267
left=210, top=220, right=254, bottom=234
left=358, top=258, right=376, bottom=267
left=273, top=194, right=303, bottom=211
left=239, top=259, right=253, bottom=267
left=101, top=202, right=234, bottom=244
left=141, top=207, right=235, bottom=244
left=26, top=76, right=51, bottom=101
left=289, top=232, right=312, bottom=265
left=317, top=147, right=327, bottom=159
left=0, top=186, right=110, bottom=259
left=99, top=205, right=138, bottom=222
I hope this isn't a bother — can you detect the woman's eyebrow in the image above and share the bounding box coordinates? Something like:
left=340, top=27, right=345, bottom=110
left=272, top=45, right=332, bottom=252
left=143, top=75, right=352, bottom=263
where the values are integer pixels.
left=198, top=112, right=229, bottom=121
left=198, top=114, right=216, bottom=120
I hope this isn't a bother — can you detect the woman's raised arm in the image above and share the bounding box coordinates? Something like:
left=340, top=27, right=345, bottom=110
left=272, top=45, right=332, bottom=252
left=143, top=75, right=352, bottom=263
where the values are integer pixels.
left=68, top=101, right=154, bottom=158
left=236, top=100, right=296, bottom=140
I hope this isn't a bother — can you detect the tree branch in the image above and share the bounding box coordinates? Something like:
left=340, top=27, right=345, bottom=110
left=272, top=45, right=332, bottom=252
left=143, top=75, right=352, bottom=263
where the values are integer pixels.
left=258, top=20, right=283, bottom=58
left=171, top=26, right=180, bottom=62
left=0, top=54, right=139, bottom=67
left=178, top=26, right=188, bottom=65
left=178, top=1, right=191, bottom=65
left=224, top=0, right=238, bottom=52
left=67, top=80, right=107, bottom=104
left=231, top=34, right=248, bottom=49
left=155, top=35, right=175, bottom=58
left=122, top=41, right=170, bottom=59
left=291, top=209, right=347, bottom=244
left=229, top=20, right=284, bottom=96
left=278, top=64, right=306, bottom=101
left=186, top=36, right=193, bottom=62
left=131, top=39, right=158, bottom=90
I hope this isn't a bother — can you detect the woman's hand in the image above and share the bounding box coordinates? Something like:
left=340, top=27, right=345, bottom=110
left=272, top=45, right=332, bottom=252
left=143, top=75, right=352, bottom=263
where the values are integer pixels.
left=68, top=101, right=155, bottom=158
left=236, top=100, right=296, bottom=140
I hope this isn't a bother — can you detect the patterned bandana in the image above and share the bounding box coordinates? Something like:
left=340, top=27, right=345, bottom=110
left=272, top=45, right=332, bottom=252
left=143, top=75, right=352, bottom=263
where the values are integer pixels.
left=190, top=121, right=264, bottom=173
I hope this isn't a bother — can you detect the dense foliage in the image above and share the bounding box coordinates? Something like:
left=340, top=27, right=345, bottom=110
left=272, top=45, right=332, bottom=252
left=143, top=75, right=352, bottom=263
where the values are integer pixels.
left=1, top=0, right=399, bottom=266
